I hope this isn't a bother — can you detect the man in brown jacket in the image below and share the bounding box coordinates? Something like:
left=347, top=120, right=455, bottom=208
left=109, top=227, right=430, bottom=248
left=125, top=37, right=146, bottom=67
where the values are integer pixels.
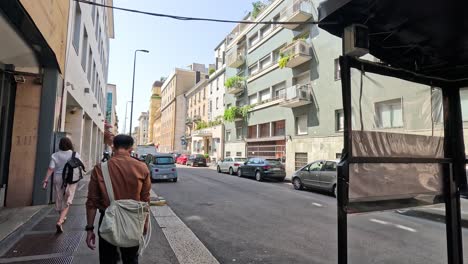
left=85, top=134, right=151, bottom=264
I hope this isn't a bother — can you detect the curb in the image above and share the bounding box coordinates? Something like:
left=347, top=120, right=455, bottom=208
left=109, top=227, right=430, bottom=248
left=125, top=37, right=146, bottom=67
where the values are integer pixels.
left=397, top=209, right=468, bottom=228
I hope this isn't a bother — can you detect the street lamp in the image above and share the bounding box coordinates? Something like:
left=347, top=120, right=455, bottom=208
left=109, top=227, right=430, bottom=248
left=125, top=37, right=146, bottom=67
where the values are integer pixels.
left=123, top=100, right=132, bottom=134
left=129, top=49, right=149, bottom=136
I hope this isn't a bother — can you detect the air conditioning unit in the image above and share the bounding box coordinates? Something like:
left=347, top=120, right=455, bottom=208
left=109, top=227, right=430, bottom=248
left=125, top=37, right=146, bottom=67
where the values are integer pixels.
left=344, top=24, right=369, bottom=57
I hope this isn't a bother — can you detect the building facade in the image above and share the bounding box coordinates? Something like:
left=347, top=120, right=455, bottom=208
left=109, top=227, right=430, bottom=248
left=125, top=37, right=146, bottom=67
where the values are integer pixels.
left=185, top=76, right=209, bottom=154
left=106, top=84, right=118, bottom=135
left=137, top=111, right=149, bottom=145
left=0, top=0, right=69, bottom=207
left=148, top=81, right=163, bottom=145
left=159, top=64, right=208, bottom=153
left=61, top=0, right=114, bottom=168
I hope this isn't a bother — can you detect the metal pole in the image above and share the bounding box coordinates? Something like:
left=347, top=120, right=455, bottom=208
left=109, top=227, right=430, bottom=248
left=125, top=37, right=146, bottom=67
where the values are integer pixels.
left=129, top=49, right=149, bottom=136
left=123, top=101, right=131, bottom=134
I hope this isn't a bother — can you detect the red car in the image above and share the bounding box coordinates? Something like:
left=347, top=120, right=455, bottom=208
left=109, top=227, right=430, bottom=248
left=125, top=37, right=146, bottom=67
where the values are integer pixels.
left=176, top=154, right=189, bottom=165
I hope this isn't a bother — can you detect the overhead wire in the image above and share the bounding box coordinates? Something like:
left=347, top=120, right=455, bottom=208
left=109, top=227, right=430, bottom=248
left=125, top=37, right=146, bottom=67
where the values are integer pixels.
left=74, top=0, right=330, bottom=26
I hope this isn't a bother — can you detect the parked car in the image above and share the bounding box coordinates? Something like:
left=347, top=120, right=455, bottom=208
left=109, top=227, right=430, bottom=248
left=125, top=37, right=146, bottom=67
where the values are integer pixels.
left=186, top=154, right=207, bottom=167
left=147, top=154, right=178, bottom=182
left=176, top=154, right=189, bottom=165
left=291, top=160, right=338, bottom=197
left=217, top=157, right=247, bottom=175
left=237, top=158, right=286, bottom=181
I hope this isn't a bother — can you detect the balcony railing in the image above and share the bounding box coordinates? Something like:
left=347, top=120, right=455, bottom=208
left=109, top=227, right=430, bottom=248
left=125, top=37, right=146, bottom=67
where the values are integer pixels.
left=279, top=83, right=313, bottom=108
left=225, top=76, right=245, bottom=95
left=226, top=23, right=248, bottom=46
left=279, top=0, right=317, bottom=30
left=279, top=39, right=313, bottom=68
left=226, top=47, right=246, bottom=68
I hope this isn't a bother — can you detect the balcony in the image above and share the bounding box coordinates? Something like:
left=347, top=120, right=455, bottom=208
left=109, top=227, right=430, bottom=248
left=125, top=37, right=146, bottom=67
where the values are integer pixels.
left=193, top=115, right=201, bottom=122
left=279, top=0, right=317, bottom=30
left=185, top=117, right=193, bottom=125
left=279, top=83, right=313, bottom=108
left=225, top=76, right=245, bottom=95
left=226, top=47, right=246, bottom=68
left=226, top=23, right=248, bottom=46
left=279, top=39, right=312, bottom=68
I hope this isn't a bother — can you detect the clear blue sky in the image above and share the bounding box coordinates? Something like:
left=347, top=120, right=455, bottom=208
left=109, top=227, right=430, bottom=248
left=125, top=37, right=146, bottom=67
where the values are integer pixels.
left=108, top=0, right=254, bottom=134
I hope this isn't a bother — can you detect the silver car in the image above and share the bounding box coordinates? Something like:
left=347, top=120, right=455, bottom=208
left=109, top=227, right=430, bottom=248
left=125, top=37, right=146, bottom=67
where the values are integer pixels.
left=216, top=157, right=247, bottom=175
left=147, top=154, right=178, bottom=182
left=291, top=160, right=338, bottom=197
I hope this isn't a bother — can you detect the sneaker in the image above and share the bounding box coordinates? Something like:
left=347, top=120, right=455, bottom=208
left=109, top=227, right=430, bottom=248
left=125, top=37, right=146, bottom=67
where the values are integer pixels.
left=56, top=223, right=63, bottom=233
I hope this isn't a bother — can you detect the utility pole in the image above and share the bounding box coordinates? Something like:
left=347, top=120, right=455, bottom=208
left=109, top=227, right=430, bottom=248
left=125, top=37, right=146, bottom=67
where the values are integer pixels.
left=129, top=49, right=149, bottom=135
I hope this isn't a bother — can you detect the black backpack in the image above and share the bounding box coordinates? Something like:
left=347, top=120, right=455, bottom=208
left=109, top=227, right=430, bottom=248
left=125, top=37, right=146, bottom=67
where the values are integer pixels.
left=62, top=152, right=85, bottom=188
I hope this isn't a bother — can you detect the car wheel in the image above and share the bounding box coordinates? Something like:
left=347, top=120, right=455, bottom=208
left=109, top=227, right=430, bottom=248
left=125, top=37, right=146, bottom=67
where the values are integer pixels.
left=292, top=177, right=303, bottom=190
left=229, top=167, right=234, bottom=175
left=237, top=168, right=242, bottom=177
left=255, top=171, right=263, bottom=182
left=217, top=166, right=221, bottom=173
left=332, top=184, right=337, bottom=197
left=173, top=178, right=178, bottom=182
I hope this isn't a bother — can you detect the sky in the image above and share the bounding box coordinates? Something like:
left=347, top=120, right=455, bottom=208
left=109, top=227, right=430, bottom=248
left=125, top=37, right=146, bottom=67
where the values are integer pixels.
left=108, top=0, right=255, bottom=134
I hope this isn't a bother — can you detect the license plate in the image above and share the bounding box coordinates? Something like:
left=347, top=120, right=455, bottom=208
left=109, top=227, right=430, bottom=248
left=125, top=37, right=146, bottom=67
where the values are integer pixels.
left=272, top=168, right=281, bottom=171
left=162, top=175, right=167, bottom=179
left=198, top=162, right=204, bottom=164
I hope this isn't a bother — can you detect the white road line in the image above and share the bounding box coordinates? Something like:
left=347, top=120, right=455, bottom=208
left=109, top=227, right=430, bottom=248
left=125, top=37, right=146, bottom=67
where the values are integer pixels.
left=369, top=218, right=389, bottom=225
left=150, top=190, right=219, bottom=264
left=312, top=202, right=323, bottom=207
left=78, top=182, right=86, bottom=191
left=395, top=224, right=417, bottom=232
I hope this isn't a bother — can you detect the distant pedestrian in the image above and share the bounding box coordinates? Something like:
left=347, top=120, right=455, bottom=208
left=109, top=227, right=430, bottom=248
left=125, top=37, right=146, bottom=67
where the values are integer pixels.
left=42, top=137, right=84, bottom=233
left=85, top=134, right=151, bottom=264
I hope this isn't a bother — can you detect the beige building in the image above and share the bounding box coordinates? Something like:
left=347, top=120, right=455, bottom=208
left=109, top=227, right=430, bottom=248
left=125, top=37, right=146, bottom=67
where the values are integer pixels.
left=132, top=126, right=140, bottom=146
left=148, top=81, right=163, bottom=144
left=153, top=111, right=162, bottom=151
left=185, top=77, right=209, bottom=153
left=137, top=112, right=149, bottom=145
left=159, top=64, right=208, bottom=153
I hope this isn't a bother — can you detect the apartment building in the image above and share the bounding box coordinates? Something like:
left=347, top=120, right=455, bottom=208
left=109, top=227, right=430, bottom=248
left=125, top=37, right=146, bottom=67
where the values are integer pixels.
left=137, top=111, right=149, bottom=145
left=159, top=64, right=208, bottom=153
left=106, top=84, right=118, bottom=135
left=0, top=1, right=69, bottom=207
left=185, top=76, right=209, bottom=154
left=61, top=0, right=114, bottom=168
left=148, top=81, right=163, bottom=145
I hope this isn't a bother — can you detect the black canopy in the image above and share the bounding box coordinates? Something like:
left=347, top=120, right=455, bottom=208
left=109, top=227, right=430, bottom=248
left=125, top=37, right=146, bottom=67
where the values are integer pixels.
left=318, top=0, right=468, bottom=81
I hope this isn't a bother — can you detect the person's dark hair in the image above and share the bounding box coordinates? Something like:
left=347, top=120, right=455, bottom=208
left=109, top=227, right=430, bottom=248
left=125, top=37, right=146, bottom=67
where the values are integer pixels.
left=59, top=137, right=74, bottom=151
left=113, top=134, right=134, bottom=150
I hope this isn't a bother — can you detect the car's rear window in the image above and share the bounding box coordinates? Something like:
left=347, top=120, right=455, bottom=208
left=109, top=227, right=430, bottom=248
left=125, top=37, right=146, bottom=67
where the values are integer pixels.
left=235, top=158, right=246, bottom=162
left=155, top=157, right=174, bottom=164
left=266, top=159, right=282, bottom=165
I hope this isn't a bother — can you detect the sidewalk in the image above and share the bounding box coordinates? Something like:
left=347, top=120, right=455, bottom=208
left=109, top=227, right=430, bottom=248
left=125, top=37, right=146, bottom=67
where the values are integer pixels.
left=398, top=197, right=468, bottom=228
left=0, top=175, right=178, bottom=264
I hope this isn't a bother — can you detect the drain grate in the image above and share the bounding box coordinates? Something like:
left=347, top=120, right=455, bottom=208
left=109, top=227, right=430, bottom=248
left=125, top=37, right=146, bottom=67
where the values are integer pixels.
left=6, top=256, right=73, bottom=264
left=3, top=233, right=83, bottom=258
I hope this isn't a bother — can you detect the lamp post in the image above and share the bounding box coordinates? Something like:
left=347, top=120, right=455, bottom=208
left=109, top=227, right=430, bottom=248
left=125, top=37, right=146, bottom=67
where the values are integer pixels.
left=123, top=100, right=132, bottom=134
left=129, top=49, right=149, bottom=136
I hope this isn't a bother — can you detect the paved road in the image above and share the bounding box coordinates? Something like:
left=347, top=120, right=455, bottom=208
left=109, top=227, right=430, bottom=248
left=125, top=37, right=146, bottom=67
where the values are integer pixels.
left=153, top=166, right=468, bottom=264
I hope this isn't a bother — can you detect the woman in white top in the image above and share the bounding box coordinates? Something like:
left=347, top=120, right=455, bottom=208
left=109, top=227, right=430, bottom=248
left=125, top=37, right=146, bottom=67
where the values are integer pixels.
left=42, top=137, right=82, bottom=233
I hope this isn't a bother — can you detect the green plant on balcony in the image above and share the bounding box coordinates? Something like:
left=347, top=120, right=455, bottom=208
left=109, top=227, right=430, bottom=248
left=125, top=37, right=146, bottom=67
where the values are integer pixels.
left=223, top=106, right=241, bottom=122
left=209, top=68, right=215, bottom=75
left=224, top=76, right=245, bottom=90
left=251, top=1, right=266, bottom=19
left=239, top=105, right=252, bottom=118
left=195, top=120, right=208, bottom=130
left=278, top=53, right=291, bottom=69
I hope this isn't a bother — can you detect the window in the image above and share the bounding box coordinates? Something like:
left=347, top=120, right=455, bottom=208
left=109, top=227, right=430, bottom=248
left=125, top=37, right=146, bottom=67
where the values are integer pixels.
left=203, top=105, right=205, bottom=116
left=260, top=24, right=272, bottom=38
left=259, top=123, right=270, bottom=138
left=248, top=63, right=259, bottom=76
left=375, top=99, right=403, bottom=128
left=72, top=3, right=82, bottom=53
left=323, top=161, right=337, bottom=171
left=236, top=152, right=242, bottom=157
left=309, top=161, right=323, bottom=171
left=226, top=130, right=231, bottom=141
left=81, top=28, right=88, bottom=70
left=296, top=114, right=308, bottom=135
left=249, top=33, right=259, bottom=47
left=216, top=97, right=219, bottom=109
left=216, top=78, right=219, bottom=90
left=260, top=89, right=271, bottom=102
left=336, top=110, right=344, bottom=131
left=295, top=153, right=308, bottom=171
left=273, top=120, right=285, bottom=136
left=259, top=55, right=272, bottom=70
left=248, top=125, right=257, bottom=139
left=334, top=58, right=341, bottom=81
left=226, top=151, right=231, bottom=157
left=431, top=88, right=443, bottom=123
left=87, top=48, right=93, bottom=82
left=273, top=82, right=286, bottom=99
left=236, top=127, right=243, bottom=140
left=249, top=94, right=258, bottom=105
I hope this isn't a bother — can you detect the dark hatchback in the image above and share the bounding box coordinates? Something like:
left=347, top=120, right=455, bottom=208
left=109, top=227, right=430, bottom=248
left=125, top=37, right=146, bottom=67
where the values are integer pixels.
left=237, top=158, right=286, bottom=182
left=186, top=154, right=207, bottom=167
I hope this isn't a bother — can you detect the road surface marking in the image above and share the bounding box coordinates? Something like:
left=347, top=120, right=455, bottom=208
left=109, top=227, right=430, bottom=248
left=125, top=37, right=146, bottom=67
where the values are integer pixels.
left=150, top=190, right=219, bottom=264
left=395, top=224, right=417, bottom=232
left=77, top=182, right=86, bottom=191
left=312, top=202, right=323, bottom=207
left=370, top=218, right=389, bottom=225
